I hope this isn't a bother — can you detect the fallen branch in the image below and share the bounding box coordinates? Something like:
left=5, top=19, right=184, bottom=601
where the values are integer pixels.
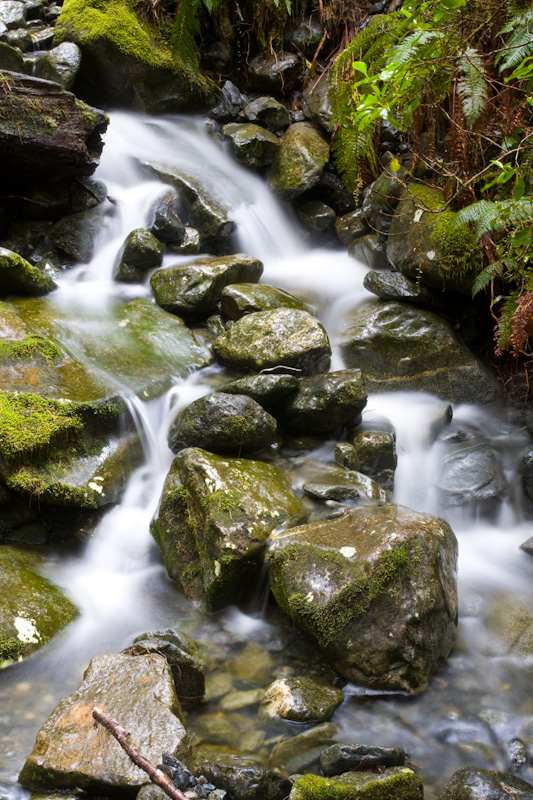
left=92, top=707, right=188, bottom=800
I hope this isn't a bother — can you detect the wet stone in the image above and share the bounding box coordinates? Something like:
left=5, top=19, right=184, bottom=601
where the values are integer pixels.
left=363, top=270, right=436, bottom=306
left=277, top=369, right=367, bottom=434
left=296, top=200, right=336, bottom=233
left=435, top=432, right=506, bottom=512
left=33, top=42, right=81, bottom=89
left=218, top=374, right=299, bottom=413
left=247, top=51, right=302, bottom=93
left=270, top=122, right=330, bottom=201
left=241, top=96, right=290, bottom=132
left=0, top=248, right=56, bottom=296
left=335, top=209, right=369, bottom=247
left=440, top=767, right=533, bottom=800
left=334, top=443, right=360, bottom=471
left=520, top=536, right=533, bottom=557
left=222, top=123, right=280, bottom=169
left=220, top=283, right=310, bottom=320
left=112, top=227, right=163, bottom=283
left=320, top=743, right=406, bottom=776
left=289, top=767, right=423, bottom=800
left=269, top=722, right=338, bottom=772
left=353, top=430, right=397, bottom=489
left=194, top=752, right=292, bottom=800
left=260, top=676, right=344, bottom=723
left=0, top=40, right=26, bottom=72
left=348, top=233, right=388, bottom=270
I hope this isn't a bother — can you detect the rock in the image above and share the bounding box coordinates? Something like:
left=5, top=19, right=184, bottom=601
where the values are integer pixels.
left=241, top=96, right=290, bottom=132
left=435, top=433, right=506, bottom=512
left=168, top=392, right=278, bottom=455
left=267, top=504, right=458, bottom=694
left=49, top=207, right=107, bottom=262
left=363, top=270, right=436, bottom=306
left=0, top=41, right=26, bottom=72
left=481, top=592, right=533, bottom=658
left=53, top=0, right=211, bottom=112
left=365, top=164, right=406, bottom=231
left=0, top=2, right=26, bottom=29
left=301, top=462, right=388, bottom=504
left=194, top=753, right=291, bottom=800
left=320, top=743, right=406, bottom=776
left=277, top=370, right=367, bottom=434
left=247, top=51, right=302, bottom=93
left=218, top=374, right=299, bottom=413
left=151, top=254, right=263, bottom=318
left=213, top=308, right=331, bottom=375
left=0, top=71, right=107, bottom=189
left=387, top=183, right=483, bottom=295
left=288, top=19, right=325, bottom=59
left=335, top=209, right=369, bottom=247
left=127, top=628, right=205, bottom=709
left=339, top=301, right=501, bottom=403
left=147, top=191, right=186, bottom=244
left=151, top=447, right=304, bottom=611
left=210, top=80, right=248, bottom=123
left=201, top=38, right=233, bottom=73
left=302, top=75, right=332, bottom=130
left=348, top=233, right=388, bottom=270
left=169, top=227, right=201, bottom=255
left=222, top=122, right=280, bottom=168
left=12, top=296, right=212, bottom=400
left=18, top=177, right=107, bottom=222
left=260, top=676, right=344, bottom=722
left=0, top=546, right=78, bottom=667
left=520, top=536, right=533, bottom=556
left=0, top=247, right=56, bottom=296
left=140, top=160, right=235, bottom=252
left=18, top=653, right=190, bottom=793
left=29, top=26, right=55, bottom=49
left=296, top=200, right=336, bottom=233
left=334, top=443, right=360, bottom=471
left=270, top=722, right=338, bottom=772
left=521, top=447, right=533, bottom=502
left=33, top=42, right=81, bottom=89
left=289, top=767, right=423, bottom=800
left=6, top=27, right=34, bottom=52
left=112, top=228, right=163, bottom=283
left=220, top=282, right=311, bottom=320
left=270, top=122, right=330, bottom=200
left=353, top=430, right=397, bottom=489
left=440, top=767, right=533, bottom=800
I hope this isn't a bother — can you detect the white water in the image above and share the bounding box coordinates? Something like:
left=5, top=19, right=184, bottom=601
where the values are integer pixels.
left=0, top=113, right=532, bottom=800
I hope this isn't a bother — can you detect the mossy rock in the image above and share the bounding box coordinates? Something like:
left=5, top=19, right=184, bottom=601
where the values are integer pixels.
left=112, top=227, right=163, bottom=283
left=222, top=122, right=280, bottom=168
left=440, top=767, right=533, bottom=800
left=213, top=308, right=331, bottom=375
left=217, top=374, right=299, bottom=413
left=33, top=42, right=82, bottom=90
left=277, top=370, right=367, bottom=434
left=0, top=545, right=78, bottom=668
left=193, top=752, right=292, bottom=800
left=339, top=301, right=500, bottom=404
left=151, top=447, right=305, bottom=611
left=0, top=247, right=56, bottom=297
left=220, top=282, right=311, bottom=320
left=151, top=254, right=263, bottom=319
left=270, top=122, right=330, bottom=200
left=54, top=0, right=212, bottom=113
left=267, top=503, right=458, bottom=694
left=260, top=676, right=344, bottom=723
left=289, top=767, right=423, bottom=800
left=387, top=183, right=483, bottom=295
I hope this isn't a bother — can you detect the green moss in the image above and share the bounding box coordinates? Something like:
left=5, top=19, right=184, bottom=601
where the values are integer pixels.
left=290, top=768, right=423, bottom=800
left=0, top=336, right=62, bottom=366
left=0, top=392, right=83, bottom=463
left=0, top=633, right=26, bottom=663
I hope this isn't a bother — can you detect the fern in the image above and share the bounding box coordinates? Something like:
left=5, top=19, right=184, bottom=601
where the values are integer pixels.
left=496, top=9, right=533, bottom=72
left=453, top=200, right=502, bottom=238
left=457, top=47, right=489, bottom=125
left=471, top=260, right=504, bottom=296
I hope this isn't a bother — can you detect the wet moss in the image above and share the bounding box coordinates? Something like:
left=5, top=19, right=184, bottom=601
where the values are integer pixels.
left=0, top=392, right=83, bottom=463
left=290, top=768, right=423, bottom=800
left=0, top=336, right=62, bottom=366
left=0, top=633, right=26, bottom=663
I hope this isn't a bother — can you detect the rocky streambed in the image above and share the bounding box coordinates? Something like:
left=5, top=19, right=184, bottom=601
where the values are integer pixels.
left=0, top=3, right=532, bottom=800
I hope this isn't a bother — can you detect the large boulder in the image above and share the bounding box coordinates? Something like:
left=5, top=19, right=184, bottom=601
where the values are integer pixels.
left=0, top=248, right=56, bottom=296
left=49, top=206, right=108, bottom=263
left=213, top=308, right=331, bottom=375
left=267, top=503, right=458, bottom=694
left=0, top=546, right=78, bottom=667
left=0, top=71, right=107, bottom=188
left=270, top=122, right=330, bottom=200
left=339, top=301, right=500, bottom=404
left=151, top=254, right=263, bottom=318
left=151, top=447, right=304, bottom=611
left=440, top=768, right=533, bottom=800
left=53, top=0, right=211, bottom=112
left=19, top=653, right=190, bottom=794
left=168, top=392, right=278, bottom=455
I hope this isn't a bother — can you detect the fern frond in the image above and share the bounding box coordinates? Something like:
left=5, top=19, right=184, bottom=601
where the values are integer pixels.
left=452, top=200, right=501, bottom=238
left=495, top=291, right=520, bottom=353
left=388, top=29, right=443, bottom=68
left=496, top=9, right=533, bottom=71
left=172, top=0, right=204, bottom=71
left=457, top=47, right=489, bottom=126
left=471, top=260, right=504, bottom=296
left=331, top=125, right=375, bottom=195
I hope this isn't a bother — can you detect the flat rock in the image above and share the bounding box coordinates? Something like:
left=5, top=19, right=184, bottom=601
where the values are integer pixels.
left=261, top=676, right=344, bottom=722
left=220, top=282, right=310, bottom=320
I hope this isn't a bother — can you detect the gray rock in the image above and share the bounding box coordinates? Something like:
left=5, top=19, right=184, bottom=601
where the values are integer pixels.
left=363, top=269, right=436, bottom=306
left=334, top=442, right=360, bottom=471
left=288, top=19, right=324, bottom=58
left=335, top=209, right=369, bottom=247
left=241, top=96, right=290, bottom=131
left=0, top=247, right=56, bottom=296
left=194, top=752, right=292, bottom=800
left=269, top=722, right=337, bottom=772
left=28, top=26, right=55, bottom=49
left=147, top=190, right=186, bottom=244
left=112, top=228, right=163, bottom=283
left=301, top=463, right=388, bottom=503
left=302, top=74, right=332, bottom=130
left=247, top=51, right=302, bottom=93
left=267, top=504, right=458, bottom=694
left=440, top=768, right=533, bottom=800
left=339, top=301, right=501, bottom=403
left=210, top=80, right=248, bottom=123
left=270, top=122, right=330, bottom=200
left=278, top=369, right=367, bottom=434
left=0, top=2, right=26, bottom=29
left=168, top=392, right=278, bottom=455
left=151, top=254, right=263, bottom=318
left=435, top=433, right=506, bottom=511
left=222, top=122, right=280, bottom=168
left=213, top=308, right=331, bottom=375
left=0, top=41, right=26, bottom=72
left=33, top=42, right=81, bottom=89
left=168, top=227, right=201, bottom=255
left=4, top=27, right=32, bottom=51
left=220, top=282, right=310, bottom=320
left=296, top=200, right=336, bottom=232
left=261, top=677, right=344, bottom=722
left=521, top=447, right=533, bottom=502
left=520, top=536, right=533, bottom=556
left=320, top=743, right=406, bottom=776
left=353, top=430, right=397, bottom=489
left=18, top=653, right=190, bottom=793
left=151, top=447, right=304, bottom=610
left=348, top=233, right=388, bottom=270
left=218, top=374, right=299, bottom=412
left=49, top=207, right=106, bottom=262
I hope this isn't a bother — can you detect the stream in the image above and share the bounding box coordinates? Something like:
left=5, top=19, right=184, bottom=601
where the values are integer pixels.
left=0, top=112, right=532, bottom=800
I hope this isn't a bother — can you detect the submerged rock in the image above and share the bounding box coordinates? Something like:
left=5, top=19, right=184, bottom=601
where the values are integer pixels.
left=435, top=433, right=506, bottom=512
left=151, top=254, right=263, bottom=318
left=339, top=301, right=500, bottom=403
left=19, top=653, right=190, bottom=793
left=194, top=752, right=291, bottom=800
left=440, top=767, right=533, bottom=800
left=270, top=122, right=330, bottom=200
left=151, top=447, right=304, bottom=611
left=289, top=767, right=423, bottom=800
left=0, top=546, right=78, bottom=667
left=168, top=392, right=278, bottom=455
left=261, top=676, right=344, bottom=722
left=268, top=504, right=458, bottom=694
left=213, top=308, right=331, bottom=375
left=270, top=722, right=338, bottom=773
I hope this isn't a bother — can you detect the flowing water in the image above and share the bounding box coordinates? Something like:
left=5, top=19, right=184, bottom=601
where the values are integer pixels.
left=0, top=113, right=532, bottom=800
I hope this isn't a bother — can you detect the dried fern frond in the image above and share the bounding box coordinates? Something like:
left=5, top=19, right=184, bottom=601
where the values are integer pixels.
left=506, top=289, right=533, bottom=355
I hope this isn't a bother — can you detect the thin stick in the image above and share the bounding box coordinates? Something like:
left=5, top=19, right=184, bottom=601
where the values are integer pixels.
left=92, top=707, right=189, bottom=800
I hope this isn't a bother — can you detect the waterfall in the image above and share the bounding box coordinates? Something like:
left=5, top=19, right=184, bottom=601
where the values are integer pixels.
left=1, top=112, right=532, bottom=800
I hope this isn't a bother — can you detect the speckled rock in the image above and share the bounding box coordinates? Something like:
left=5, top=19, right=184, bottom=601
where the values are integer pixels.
left=268, top=503, right=458, bottom=694
left=261, top=676, right=344, bottom=722
left=440, top=767, right=533, bottom=800
left=270, top=122, right=330, bottom=200
left=277, top=370, right=366, bottom=434
left=222, top=122, right=280, bottom=168
left=112, top=228, right=163, bottom=283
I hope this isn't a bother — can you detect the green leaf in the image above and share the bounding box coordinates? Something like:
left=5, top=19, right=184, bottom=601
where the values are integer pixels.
left=512, top=228, right=532, bottom=248
left=514, top=175, right=526, bottom=200
left=352, top=61, right=368, bottom=76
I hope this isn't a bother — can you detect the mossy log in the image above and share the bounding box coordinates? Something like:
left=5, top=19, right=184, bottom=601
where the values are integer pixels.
left=0, top=71, right=107, bottom=188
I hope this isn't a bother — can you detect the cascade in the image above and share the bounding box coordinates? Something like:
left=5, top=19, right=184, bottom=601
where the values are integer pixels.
left=0, top=113, right=532, bottom=800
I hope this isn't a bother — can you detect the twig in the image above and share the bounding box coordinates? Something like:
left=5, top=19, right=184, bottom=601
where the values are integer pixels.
left=92, top=707, right=188, bottom=800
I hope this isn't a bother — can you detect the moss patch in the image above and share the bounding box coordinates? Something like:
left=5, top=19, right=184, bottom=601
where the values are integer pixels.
left=0, top=335, right=62, bottom=366
left=290, top=767, right=423, bottom=800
